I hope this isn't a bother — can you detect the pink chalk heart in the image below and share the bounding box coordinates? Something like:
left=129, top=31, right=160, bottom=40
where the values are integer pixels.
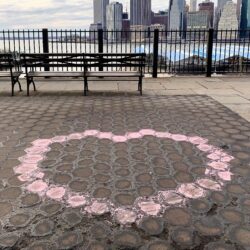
left=14, top=129, right=234, bottom=225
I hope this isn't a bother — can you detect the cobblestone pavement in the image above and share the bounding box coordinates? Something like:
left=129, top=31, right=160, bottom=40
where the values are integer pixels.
left=0, top=95, right=250, bottom=250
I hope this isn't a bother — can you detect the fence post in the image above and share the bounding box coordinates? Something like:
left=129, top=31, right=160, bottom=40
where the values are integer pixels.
left=98, top=29, right=104, bottom=71
left=42, top=28, right=49, bottom=72
left=206, top=28, right=214, bottom=77
left=152, top=29, right=159, bottom=78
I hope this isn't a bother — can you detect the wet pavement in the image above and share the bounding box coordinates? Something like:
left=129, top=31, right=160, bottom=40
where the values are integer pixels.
left=0, top=95, right=250, bottom=249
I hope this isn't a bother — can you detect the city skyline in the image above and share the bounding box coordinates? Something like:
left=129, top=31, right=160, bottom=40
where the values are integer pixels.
left=0, top=0, right=238, bottom=29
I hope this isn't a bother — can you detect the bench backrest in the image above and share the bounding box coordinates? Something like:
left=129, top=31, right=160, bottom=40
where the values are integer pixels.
left=83, top=53, right=146, bottom=73
left=0, top=53, right=12, bottom=71
left=21, top=53, right=85, bottom=72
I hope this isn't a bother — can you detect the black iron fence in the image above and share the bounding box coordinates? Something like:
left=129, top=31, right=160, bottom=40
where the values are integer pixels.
left=0, top=29, right=250, bottom=77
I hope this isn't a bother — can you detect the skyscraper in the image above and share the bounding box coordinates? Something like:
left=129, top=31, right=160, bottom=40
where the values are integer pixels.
left=218, top=1, right=238, bottom=39
left=93, top=0, right=110, bottom=30
left=190, top=0, right=197, bottom=12
left=106, top=2, right=123, bottom=40
left=216, top=0, right=230, bottom=28
left=130, top=0, right=152, bottom=26
left=240, top=0, right=250, bottom=37
left=198, top=0, right=214, bottom=27
left=168, top=0, right=186, bottom=30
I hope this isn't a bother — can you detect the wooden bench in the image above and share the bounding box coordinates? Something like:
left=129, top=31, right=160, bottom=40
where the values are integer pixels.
left=21, top=53, right=85, bottom=96
left=83, top=53, right=146, bottom=96
left=0, top=53, right=22, bottom=96
left=21, top=53, right=146, bottom=96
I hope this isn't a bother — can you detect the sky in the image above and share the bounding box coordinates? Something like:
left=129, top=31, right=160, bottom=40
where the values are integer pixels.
left=0, top=0, right=237, bottom=29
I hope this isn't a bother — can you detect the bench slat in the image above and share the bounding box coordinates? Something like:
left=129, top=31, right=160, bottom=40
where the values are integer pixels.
left=28, top=71, right=84, bottom=77
left=86, top=71, right=142, bottom=77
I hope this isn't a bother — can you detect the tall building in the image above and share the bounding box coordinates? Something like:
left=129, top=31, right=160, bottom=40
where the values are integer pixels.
left=130, top=0, right=152, bottom=26
left=190, top=0, right=197, bottom=12
left=187, top=11, right=210, bottom=38
left=168, top=0, right=186, bottom=31
left=152, top=11, right=168, bottom=29
left=198, top=0, right=214, bottom=27
left=240, top=0, right=250, bottom=37
left=237, top=0, right=242, bottom=21
left=218, top=1, right=238, bottom=39
left=106, top=2, right=123, bottom=40
left=216, top=0, right=230, bottom=28
left=93, top=0, right=110, bottom=30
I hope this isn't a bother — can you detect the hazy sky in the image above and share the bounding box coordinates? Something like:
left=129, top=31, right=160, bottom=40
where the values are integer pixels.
left=0, top=0, right=237, bottom=29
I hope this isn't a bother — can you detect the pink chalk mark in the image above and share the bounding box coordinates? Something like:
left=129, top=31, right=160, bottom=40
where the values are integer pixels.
left=32, top=139, right=52, bottom=147
left=67, top=133, right=84, bottom=140
left=97, top=132, right=113, bottom=139
left=208, top=161, right=229, bottom=170
left=115, top=209, right=137, bottom=224
left=85, top=201, right=110, bottom=215
left=27, top=180, right=48, bottom=193
left=138, top=201, right=162, bottom=216
left=155, top=132, right=171, bottom=138
left=218, top=171, right=232, bottom=181
left=19, top=155, right=44, bottom=164
left=15, top=129, right=235, bottom=225
left=14, top=164, right=38, bottom=175
left=52, top=136, right=67, bottom=143
left=18, top=174, right=31, bottom=182
left=189, top=137, right=208, bottom=145
left=171, top=134, right=188, bottom=142
left=221, top=156, right=234, bottom=162
left=67, top=195, right=87, bottom=208
left=140, top=129, right=156, bottom=136
left=159, top=191, right=184, bottom=205
left=84, top=130, right=99, bottom=136
left=178, top=183, right=205, bottom=199
left=46, top=187, right=66, bottom=200
left=207, top=153, right=221, bottom=161
left=197, top=144, right=214, bottom=152
left=25, top=147, right=49, bottom=155
left=126, top=132, right=143, bottom=139
left=197, top=179, right=221, bottom=191
left=112, top=136, right=127, bottom=143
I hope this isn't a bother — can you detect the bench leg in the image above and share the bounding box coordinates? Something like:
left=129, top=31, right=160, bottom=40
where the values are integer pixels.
left=27, top=78, right=31, bottom=96
left=17, top=78, right=23, bottom=92
left=32, top=79, right=36, bottom=91
left=138, top=77, right=143, bottom=95
left=11, top=78, right=15, bottom=97
left=84, top=78, right=88, bottom=96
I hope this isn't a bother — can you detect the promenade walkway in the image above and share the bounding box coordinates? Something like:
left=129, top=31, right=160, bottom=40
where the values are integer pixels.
left=0, top=76, right=249, bottom=249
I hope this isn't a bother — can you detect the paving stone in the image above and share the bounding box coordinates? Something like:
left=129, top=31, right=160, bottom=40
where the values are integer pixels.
left=0, top=233, right=19, bottom=248
left=138, top=186, right=155, bottom=196
left=69, top=180, right=88, bottom=192
left=139, top=217, right=164, bottom=235
left=220, top=209, right=244, bottom=224
left=32, top=220, right=54, bottom=237
left=57, top=231, right=83, bottom=249
left=21, top=193, right=41, bottom=207
left=0, top=202, right=12, bottom=218
left=229, top=226, right=250, bottom=247
left=90, top=223, right=111, bottom=240
left=204, top=242, right=236, bottom=250
left=26, top=241, right=51, bottom=250
left=172, top=228, right=196, bottom=248
left=62, top=211, right=82, bottom=227
left=115, top=180, right=132, bottom=189
left=0, top=187, right=22, bottom=200
left=114, top=230, right=141, bottom=249
left=190, top=199, right=211, bottom=213
left=164, top=208, right=192, bottom=226
left=146, top=240, right=172, bottom=250
left=93, top=187, right=112, bottom=198
left=226, top=184, right=246, bottom=195
left=115, top=193, right=136, bottom=206
left=53, top=173, right=72, bottom=185
left=9, top=213, right=31, bottom=228
left=194, top=217, right=223, bottom=236
left=87, top=242, right=107, bottom=250
left=40, top=202, right=62, bottom=216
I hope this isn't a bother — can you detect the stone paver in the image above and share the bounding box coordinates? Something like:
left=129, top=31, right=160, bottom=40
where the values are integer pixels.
left=0, top=80, right=249, bottom=249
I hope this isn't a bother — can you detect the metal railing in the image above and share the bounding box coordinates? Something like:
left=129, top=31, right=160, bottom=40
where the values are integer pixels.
left=0, top=29, right=250, bottom=77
